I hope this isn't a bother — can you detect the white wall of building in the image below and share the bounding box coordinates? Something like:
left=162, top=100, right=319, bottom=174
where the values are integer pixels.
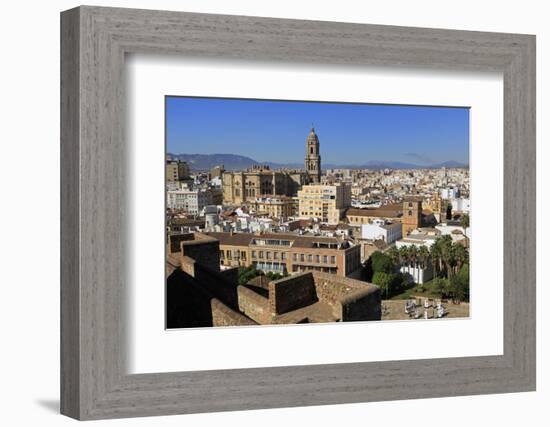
left=452, top=198, right=471, bottom=213
left=440, top=188, right=458, bottom=199
left=167, top=189, right=213, bottom=213
left=400, top=264, right=434, bottom=285
left=361, top=222, right=402, bottom=244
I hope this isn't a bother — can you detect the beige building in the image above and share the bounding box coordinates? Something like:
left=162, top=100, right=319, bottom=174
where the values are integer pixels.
left=423, top=192, right=446, bottom=223
left=252, top=195, right=297, bottom=220
left=297, top=183, right=351, bottom=225
left=166, top=159, right=190, bottom=182
left=222, top=165, right=305, bottom=205
left=206, top=232, right=361, bottom=277
left=345, top=203, right=403, bottom=229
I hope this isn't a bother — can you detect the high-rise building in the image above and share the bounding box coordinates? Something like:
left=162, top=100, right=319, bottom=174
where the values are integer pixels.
left=166, top=159, right=190, bottom=182
left=305, top=127, right=321, bottom=184
left=297, top=183, right=351, bottom=225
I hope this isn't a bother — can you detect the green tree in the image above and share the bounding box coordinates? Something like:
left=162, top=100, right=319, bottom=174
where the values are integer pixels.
left=439, top=235, right=454, bottom=277
left=386, top=246, right=400, bottom=268
left=372, top=271, right=393, bottom=299
left=450, top=263, right=469, bottom=302
left=432, top=276, right=449, bottom=298
left=370, top=251, right=394, bottom=274
left=430, top=239, right=442, bottom=277
left=266, top=271, right=283, bottom=281
left=451, top=242, right=468, bottom=276
left=460, top=213, right=470, bottom=229
left=398, top=245, right=410, bottom=269
left=238, top=265, right=260, bottom=285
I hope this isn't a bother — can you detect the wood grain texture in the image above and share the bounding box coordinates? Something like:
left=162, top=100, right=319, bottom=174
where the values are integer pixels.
left=60, top=6, right=536, bottom=420
left=60, top=7, right=80, bottom=419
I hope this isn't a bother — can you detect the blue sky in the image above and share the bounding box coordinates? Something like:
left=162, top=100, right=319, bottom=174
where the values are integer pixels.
left=166, top=96, right=469, bottom=166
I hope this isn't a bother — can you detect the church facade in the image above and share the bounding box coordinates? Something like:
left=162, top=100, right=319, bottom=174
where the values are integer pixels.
left=222, top=128, right=322, bottom=205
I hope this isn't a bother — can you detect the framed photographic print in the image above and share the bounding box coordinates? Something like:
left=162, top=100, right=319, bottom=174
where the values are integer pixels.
left=61, top=6, right=536, bottom=420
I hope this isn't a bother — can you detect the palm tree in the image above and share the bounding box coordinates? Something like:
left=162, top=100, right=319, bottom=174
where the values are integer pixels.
left=452, top=242, right=468, bottom=275
left=439, top=235, right=454, bottom=278
left=398, top=245, right=410, bottom=278
left=418, top=245, right=430, bottom=282
left=386, top=246, right=400, bottom=271
left=409, top=246, right=419, bottom=283
left=430, top=239, right=442, bottom=278
left=460, top=213, right=470, bottom=230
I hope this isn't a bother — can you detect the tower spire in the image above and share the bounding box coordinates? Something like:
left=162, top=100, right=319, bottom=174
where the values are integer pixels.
left=305, top=126, right=321, bottom=184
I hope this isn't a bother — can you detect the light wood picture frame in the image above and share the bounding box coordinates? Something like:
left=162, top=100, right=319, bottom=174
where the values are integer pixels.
left=60, top=5, right=536, bottom=420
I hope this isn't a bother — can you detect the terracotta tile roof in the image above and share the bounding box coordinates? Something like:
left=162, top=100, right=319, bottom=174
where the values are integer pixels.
left=346, top=203, right=403, bottom=218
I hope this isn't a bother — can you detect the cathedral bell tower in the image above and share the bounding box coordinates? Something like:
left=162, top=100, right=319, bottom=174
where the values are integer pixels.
left=305, top=127, right=321, bottom=184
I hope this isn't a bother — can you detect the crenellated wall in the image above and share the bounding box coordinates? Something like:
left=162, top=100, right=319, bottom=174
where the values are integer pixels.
left=237, top=286, right=271, bottom=324
left=312, top=271, right=381, bottom=320
left=211, top=299, right=257, bottom=327
left=268, top=273, right=317, bottom=315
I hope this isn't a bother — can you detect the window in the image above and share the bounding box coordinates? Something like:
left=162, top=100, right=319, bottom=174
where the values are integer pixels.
left=331, top=256, right=336, bottom=264
left=316, top=255, right=320, bottom=263
left=307, top=254, right=313, bottom=262
left=408, top=210, right=412, bottom=216
left=323, top=255, right=328, bottom=264
left=251, top=250, right=256, bottom=258
left=293, top=253, right=297, bottom=261
left=266, top=252, right=272, bottom=260
left=259, top=251, right=264, bottom=259
left=300, top=254, right=305, bottom=262
left=282, top=252, right=287, bottom=261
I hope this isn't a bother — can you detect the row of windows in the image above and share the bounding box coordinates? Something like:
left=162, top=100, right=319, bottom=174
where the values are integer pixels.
left=220, top=250, right=247, bottom=261
left=292, top=265, right=337, bottom=274
left=292, top=253, right=336, bottom=265
left=227, top=249, right=338, bottom=265
left=251, top=239, right=291, bottom=247
left=251, top=250, right=287, bottom=261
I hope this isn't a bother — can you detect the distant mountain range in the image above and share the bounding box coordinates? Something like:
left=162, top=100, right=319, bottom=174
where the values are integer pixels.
left=167, top=153, right=467, bottom=171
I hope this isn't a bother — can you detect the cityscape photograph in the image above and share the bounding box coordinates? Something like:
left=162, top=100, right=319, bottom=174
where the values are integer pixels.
left=165, top=96, right=470, bottom=329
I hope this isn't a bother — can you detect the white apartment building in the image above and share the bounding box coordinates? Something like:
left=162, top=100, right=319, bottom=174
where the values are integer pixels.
left=360, top=219, right=402, bottom=245
left=167, top=189, right=213, bottom=214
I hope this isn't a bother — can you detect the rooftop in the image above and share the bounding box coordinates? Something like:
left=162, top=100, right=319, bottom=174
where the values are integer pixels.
left=346, top=203, right=403, bottom=218
left=204, top=231, right=352, bottom=250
